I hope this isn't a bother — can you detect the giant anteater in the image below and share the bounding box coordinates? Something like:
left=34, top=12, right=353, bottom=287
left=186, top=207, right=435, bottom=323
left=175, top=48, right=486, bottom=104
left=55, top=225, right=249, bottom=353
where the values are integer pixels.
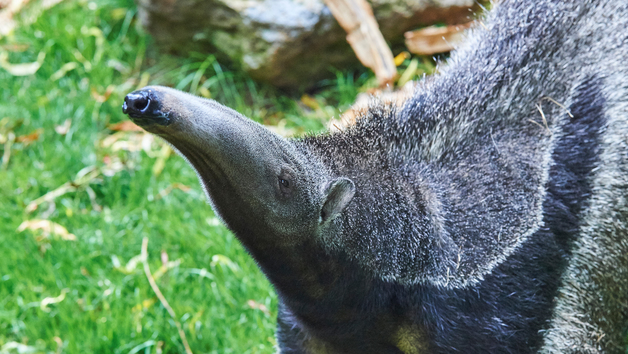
left=123, top=0, right=628, bottom=352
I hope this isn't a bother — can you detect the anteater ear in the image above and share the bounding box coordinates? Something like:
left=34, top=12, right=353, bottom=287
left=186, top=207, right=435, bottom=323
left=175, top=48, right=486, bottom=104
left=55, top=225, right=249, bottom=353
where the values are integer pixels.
left=320, top=178, right=355, bottom=224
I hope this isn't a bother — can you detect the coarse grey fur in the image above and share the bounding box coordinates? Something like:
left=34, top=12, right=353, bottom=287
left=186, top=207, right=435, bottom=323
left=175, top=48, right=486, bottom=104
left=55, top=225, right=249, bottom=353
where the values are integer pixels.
left=123, top=0, right=628, bottom=352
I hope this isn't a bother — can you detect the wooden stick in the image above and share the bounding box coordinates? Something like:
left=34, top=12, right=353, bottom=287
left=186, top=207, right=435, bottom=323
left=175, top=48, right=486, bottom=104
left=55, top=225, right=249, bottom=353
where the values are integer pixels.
left=324, top=0, right=396, bottom=87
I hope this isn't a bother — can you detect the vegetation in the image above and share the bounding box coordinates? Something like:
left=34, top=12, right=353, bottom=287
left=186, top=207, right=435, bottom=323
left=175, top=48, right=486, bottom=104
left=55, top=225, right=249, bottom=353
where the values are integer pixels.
left=0, top=0, right=436, bottom=353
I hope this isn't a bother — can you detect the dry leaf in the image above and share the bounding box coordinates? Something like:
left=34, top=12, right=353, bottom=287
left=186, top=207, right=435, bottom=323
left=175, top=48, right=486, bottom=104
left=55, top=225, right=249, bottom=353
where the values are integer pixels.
left=0, top=0, right=31, bottom=37
left=187, top=310, right=205, bottom=335
left=100, top=131, right=127, bottom=147
left=16, top=128, right=42, bottom=145
left=1, top=0, right=63, bottom=37
left=173, top=183, right=191, bottom=192
left=82, top=27, right=104, bottom=63
left=0, top=43, right=29, bottom=52
left=156, top=182, right=192, bottom=200
left=1, top=342, right=39, bottom=353
left=161, top=250, right=169, bottom=266
left=405, top=22, right=475, bottom=56
left=394, top=51, right=411, bottom=66
left=101, top=155, right=125, bottom=177
left=53, top=336, right=63, bottom=354
left=54, top=119, right=71, bottom=135
left=85, top=185, right=102, bottom=212
left=101, top=131, right=150, bottom=152
left=90, top=85, right=115, bottom=103
left=198, top=86, right=211, bottom=98
left=80, top=267, right=90, bottom=276
left=72, top=49, right=91, bottom=72
left=152, top=258, right=182, bottom=280
left=1, top=130, right=14, bottom=169
left=132, top=297, right=157, bottom=313
left=397, top=58, right=419, bottom=88
left=26, top=166, right=101, bottom=212
left=17, top=219, right=77, bottom=241
left=0, top=50, right=45, bottom=76
left=247, top=300, right=271, bottom=316
left=206, top=217, right=222, bottom=226
left=107, top=58, right=130, bottom=74
left=265, top=120, right=297, bottom=138
left=108, top=120, right=143, bottom=132
left=211, top=254, right=240, bottom=273
left=113, top=254, right=143, bottom=274
left=40, top=288, right=69, bottom=312
left=26, top=182, right=74, bottom=212
left=156, top=341, right=164, bottom=354
left=300, top=94, right=320, bottom=110
left=51, top=62, right=78, bottom=81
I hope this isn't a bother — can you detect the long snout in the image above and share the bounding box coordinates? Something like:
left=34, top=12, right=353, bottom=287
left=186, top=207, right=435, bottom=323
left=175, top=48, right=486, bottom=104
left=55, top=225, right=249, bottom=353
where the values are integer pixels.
left=120, top=85, right=302, bottom=227
left=121, top=85, right=292, bottom=174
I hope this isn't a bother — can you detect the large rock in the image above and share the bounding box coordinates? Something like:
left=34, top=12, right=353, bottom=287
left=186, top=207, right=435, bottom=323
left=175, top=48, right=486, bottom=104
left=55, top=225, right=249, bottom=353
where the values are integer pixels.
left=136, top=0, right=477, bottom=90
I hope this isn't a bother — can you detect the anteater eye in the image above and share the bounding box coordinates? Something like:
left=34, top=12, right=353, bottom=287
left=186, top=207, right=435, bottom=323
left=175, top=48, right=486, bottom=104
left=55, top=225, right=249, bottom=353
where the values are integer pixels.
left=278, top=171, right=294, bottom=195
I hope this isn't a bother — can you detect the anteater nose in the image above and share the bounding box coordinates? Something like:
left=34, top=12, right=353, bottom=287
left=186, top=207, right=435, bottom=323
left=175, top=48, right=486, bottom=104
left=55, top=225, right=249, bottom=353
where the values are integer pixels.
left=122, top=89, right=170, bottom=125
left=123, top=91, right=152, bottom=116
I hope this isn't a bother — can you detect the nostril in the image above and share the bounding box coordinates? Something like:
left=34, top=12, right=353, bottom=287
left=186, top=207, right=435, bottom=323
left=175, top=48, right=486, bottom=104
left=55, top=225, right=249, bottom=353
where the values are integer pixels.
left=123, top=90, right=169, bottom=125
left=124, top=92, right=154, bottom=116
left=133, top=96, right=150, bottom=112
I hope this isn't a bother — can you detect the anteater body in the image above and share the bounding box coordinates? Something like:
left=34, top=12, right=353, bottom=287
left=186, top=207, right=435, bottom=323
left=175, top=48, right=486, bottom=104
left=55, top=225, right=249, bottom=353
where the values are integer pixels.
left=123, top=0, right=628, bottom=352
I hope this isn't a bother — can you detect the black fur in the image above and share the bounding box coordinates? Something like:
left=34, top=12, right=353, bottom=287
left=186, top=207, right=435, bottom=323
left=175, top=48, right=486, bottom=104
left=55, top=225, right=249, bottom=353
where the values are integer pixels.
left=273, top=76, right=608, bottom=353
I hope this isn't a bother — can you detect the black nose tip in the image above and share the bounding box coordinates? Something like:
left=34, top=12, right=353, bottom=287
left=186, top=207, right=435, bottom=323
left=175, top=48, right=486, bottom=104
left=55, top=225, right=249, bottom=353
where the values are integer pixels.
left=122, top=89, right=170, bottom=125
left=123, top=92, right=150, bottom=115
left=123, top=91, right=154, bottom=116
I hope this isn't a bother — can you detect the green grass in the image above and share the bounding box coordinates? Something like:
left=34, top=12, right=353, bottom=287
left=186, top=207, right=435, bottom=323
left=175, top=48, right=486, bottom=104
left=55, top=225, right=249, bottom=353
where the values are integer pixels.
left=0, top=0, right=437, bottom=353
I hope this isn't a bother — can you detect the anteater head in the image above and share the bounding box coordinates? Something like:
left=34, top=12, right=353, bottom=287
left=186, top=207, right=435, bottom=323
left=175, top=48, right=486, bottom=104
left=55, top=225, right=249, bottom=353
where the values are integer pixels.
left=123, top=86, right=355, bottom=247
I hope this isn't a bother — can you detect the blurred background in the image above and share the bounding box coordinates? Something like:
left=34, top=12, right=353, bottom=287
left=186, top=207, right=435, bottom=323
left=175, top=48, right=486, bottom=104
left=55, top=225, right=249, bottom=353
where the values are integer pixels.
left=0, top=0, right=479, bottom=352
